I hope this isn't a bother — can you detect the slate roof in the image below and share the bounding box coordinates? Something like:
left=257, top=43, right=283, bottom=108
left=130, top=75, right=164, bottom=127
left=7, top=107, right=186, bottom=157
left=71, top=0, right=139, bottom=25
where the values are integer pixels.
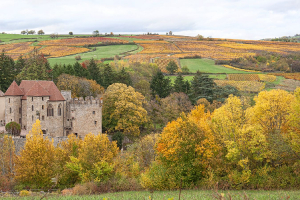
left=5, top=80, right=65, bottom=101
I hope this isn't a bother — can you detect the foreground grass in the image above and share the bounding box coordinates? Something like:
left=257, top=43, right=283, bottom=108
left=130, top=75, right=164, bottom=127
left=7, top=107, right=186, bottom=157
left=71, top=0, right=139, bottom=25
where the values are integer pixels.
left=2, top=190, right=299, bottom=200
left=180, top=58, right=250, bottom=74
left=48, top=44, right=138, bottom=66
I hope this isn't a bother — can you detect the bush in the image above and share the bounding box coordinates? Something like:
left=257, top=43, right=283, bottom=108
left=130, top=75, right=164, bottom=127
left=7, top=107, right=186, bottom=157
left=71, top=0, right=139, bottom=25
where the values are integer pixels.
left=75, top=55, right=81, bottom=60
left=19, top=190, right=32, bottom=197
left=5, top=121, right=21, bottom=136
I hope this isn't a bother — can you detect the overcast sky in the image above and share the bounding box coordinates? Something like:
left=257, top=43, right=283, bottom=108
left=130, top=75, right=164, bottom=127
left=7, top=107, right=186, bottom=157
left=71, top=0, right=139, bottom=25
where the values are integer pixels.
left=1, top=0, right=299, bottom=40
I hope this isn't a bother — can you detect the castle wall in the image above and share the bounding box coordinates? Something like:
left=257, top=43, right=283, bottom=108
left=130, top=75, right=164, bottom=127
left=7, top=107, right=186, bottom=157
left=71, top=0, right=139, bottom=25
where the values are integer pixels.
left=21, top=100, right=27, bottom=129
left=26, top=96, right=50, bottom=132
left=45, top=101, right=65, bottom=137
left=5, top=96, right=22, bottom=124
left=69, top=98, right=102, bottom=137
left=0, top=96, right=5, bottom=125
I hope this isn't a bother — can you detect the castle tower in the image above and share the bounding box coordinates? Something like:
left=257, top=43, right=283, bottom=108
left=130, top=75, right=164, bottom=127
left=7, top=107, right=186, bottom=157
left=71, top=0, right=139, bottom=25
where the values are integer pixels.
left=4, top=81, right=23, bottom=125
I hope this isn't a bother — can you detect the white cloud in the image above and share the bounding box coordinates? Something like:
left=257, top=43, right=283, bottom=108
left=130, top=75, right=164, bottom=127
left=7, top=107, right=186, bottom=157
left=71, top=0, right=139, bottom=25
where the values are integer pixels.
left=1, top=0, right=300, bottom=39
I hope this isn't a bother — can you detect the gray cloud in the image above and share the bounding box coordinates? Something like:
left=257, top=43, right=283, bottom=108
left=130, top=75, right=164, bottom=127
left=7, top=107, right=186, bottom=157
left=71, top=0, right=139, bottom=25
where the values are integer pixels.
left=1, top=0, right=300, bottom=39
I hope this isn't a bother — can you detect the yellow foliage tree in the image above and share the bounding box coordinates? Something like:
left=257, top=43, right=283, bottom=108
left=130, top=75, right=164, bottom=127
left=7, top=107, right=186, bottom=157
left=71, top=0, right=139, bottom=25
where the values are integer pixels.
left=103, top=83, right=148, bottom=136
left=15, top=120, right=56, bottom=188
left=66, top=133, right=118, bottom=184
left=0, top=135, right=15, bottom=186
left=142, top=105, right=219, bottom=189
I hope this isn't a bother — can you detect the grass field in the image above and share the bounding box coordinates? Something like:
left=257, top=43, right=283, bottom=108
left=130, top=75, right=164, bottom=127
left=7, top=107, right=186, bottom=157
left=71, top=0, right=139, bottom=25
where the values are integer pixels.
left=180, top=58, right=250, bottom=74
left=48, top=45, right=138, bottom=66
left=3, top=190, right=300, bottom=200
left=0, top=34, right=75, bottom=43
left=167, top=74, right=227, bottom=83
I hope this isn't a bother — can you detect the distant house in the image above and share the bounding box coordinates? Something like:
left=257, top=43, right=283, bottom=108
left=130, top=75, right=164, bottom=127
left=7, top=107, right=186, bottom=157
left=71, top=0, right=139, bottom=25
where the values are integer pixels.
left=1, top=80, right=102, bottom=137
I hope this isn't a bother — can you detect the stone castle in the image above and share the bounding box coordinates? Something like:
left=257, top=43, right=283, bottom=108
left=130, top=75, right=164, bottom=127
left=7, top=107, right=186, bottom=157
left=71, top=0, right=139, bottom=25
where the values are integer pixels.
left=0, top=80, right=102, bottom=137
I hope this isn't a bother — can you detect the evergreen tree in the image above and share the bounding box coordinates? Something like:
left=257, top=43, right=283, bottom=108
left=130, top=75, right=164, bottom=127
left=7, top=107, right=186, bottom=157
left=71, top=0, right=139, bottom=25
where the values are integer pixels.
left=102, top=64, right=115, bottom=88
left=150, top=70, right=172, bottom=98
left=16, top=51, right=51, bottom=81
left=0, top=52, right=15, bottom=91
left=66, top=64, right=75, bottom=75
left=73, top=61, right=90, bottom=78
left=174, top=73, right=190, bottom=94
left=189, top=71, right=216, bottom=104
left=87, top=58, right=102, bottom=85
left=115, top=67, right=132, bottom=86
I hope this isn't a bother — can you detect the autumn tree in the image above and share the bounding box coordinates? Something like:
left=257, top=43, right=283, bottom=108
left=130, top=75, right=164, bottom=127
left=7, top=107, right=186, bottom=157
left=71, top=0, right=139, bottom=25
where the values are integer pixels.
left=0, top=135, right=15, bottom=190
left=103, top=83, right=148, bottom=136
left=65, top=133, right=118, bottom=184
left=15, top=120, right=56, bottom=188
left=37, top=30, right=45, bottom=35
left=142, top=105, right=219, bottom=189
left=56, top=74, right=104, bottom=98
left=150, top=70, right=172, bottom=98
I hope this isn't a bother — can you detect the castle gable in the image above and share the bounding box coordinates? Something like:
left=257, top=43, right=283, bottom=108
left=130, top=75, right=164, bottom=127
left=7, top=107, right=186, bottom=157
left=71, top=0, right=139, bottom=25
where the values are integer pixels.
left=26, top=81, right=50, bottom=97
left=19, top=80, right=65, bottom=101
left=0, top=90, right=4, bottom=96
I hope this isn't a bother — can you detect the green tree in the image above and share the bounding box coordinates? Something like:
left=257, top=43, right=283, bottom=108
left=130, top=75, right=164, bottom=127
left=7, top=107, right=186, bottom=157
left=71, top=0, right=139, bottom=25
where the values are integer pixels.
left=87, top=58, right=102, bottom=85
left=115, top=67, right=132, bottom=86
left=0, top=52, right=16, bottom=91
left=174, top=73, right=190, bottom=94
left=189, top=71, right=216, bottom=104
left=73, top=62, right=90, bottom=78
left=37, top=30, right=45, bottom=35
left=150, top=70, right=172, bottom=98
left=16, top=51, right=51, bottom=81
left=5, top=122, right=21, bottom=137
left=166, top=60, right=178, bottom=74
left=102, top=64, right=115, bottom=88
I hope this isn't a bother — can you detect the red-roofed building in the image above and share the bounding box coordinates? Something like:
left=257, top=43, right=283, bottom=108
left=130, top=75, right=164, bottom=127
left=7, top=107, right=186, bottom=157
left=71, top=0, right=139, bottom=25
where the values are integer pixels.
left=2, top=80, right=102, bottom=137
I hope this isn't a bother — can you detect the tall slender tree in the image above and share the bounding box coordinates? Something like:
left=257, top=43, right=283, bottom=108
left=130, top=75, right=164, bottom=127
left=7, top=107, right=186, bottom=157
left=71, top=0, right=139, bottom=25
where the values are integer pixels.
left=150, top=70, right=172, bottom=98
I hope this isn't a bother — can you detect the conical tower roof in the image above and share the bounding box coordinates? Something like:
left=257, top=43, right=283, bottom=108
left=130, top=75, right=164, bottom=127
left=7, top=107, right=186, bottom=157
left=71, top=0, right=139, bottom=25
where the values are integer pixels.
left=4, top=81, right=24, bottom=96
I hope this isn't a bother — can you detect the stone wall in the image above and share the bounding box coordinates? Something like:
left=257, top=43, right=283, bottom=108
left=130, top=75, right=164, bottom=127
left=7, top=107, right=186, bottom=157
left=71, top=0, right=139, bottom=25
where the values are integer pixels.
left=69, top=97, right=102, bottom=137
left=0, top=96, right=5, bottom=125
left=5, top=96, right=22, bottom=124
left=11, top=136, right=69, bottom=154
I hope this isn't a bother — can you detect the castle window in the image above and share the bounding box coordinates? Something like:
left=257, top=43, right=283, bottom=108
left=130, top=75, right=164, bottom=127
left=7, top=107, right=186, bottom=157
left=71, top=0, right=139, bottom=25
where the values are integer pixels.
left=10, top=107, right=11, bottom=113
left=19, top=118, right=21, bottom=124
left=42, top=97, right=44, bottom=101
left=47, top=104, right=54, bottom=116
left=42, top=105, right=44, bottom=110
left=32, top=105, right=34, bottom=111
left=42, top=116, right=44, bottom=121
left=94, top=121, right=97, bottom=125
left=19, top=107, right=21, bottom=114
left=32, top=97, right=33, bottom=101
left=58, top=104, right=62, bottom=116
left=9, top=98, right=10, bottom=103
left=93, top=111, right=95, bottom=114
left=32, top=115, right=34, bottom=121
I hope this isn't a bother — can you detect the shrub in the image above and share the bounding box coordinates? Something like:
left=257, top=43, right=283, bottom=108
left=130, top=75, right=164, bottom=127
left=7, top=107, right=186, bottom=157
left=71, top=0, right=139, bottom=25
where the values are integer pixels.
left=5, top=121, right=21, bottom=136
left=75, top=55, right=81, bottom=60
left=72, top=184, right=89, bottom=195
left=19, top=190, right=32, bottom=197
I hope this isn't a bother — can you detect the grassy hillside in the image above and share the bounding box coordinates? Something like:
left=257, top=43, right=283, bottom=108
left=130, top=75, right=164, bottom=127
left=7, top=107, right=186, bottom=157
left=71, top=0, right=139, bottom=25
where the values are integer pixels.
left=180, top=58, right=250, bottom=74
left=48, top=45, right=138, bottom=66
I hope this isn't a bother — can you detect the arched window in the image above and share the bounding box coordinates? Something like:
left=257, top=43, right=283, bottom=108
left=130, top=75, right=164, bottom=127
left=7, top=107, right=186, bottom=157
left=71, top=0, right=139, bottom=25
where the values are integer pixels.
left=58, top=104, right=62, bottom=116
left=47, top=104, right=54, bottom=116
